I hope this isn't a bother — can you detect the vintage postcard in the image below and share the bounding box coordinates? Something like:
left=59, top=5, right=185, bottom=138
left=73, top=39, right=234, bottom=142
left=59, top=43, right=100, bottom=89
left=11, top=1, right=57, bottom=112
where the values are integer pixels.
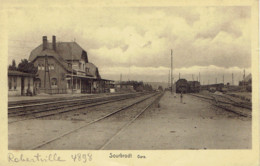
left=0, top=0, right=259, bottom=165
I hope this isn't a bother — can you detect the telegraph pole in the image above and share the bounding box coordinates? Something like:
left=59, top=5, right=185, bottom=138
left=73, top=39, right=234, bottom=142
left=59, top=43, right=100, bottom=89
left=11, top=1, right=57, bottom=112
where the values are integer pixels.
left=223, top=75, right=224, bottom=84
left=168, top=70, right=170, bottom=88
left=232, top=73, right=234, bottom=85
left=44, top=55, right=51, bottom=93
left=243, top=69, right=245, bottom=80
left=71, top=52, right=74, bottom=94
left=243, top=69, right=246, bottom=90
left=171, top=49, right=173, bottom=94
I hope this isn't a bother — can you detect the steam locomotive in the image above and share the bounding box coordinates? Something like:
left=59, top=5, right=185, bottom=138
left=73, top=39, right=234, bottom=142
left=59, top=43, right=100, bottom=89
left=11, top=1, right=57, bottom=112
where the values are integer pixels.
left=176, top=79, right=200, bottom=93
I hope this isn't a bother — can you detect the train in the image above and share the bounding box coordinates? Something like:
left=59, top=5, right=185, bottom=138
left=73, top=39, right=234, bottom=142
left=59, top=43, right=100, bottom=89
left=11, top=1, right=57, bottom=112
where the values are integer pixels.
left=200, top=83, right=224, bottom=92
left=176, top=79, right=200, bottom=93
left=176, top=79, right=188, bottom=93
left=187, top=81, right=200, bottom=93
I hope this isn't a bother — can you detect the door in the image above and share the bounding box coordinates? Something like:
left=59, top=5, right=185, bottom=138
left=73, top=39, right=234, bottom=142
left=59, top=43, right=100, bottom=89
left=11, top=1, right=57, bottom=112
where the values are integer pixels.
left=21, top=77, right=24, bottom=96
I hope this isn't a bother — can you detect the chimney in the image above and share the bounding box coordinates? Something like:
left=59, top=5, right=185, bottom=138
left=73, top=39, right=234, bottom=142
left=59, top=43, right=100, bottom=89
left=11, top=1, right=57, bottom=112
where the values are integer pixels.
left=52, top=35, right=56, bottom=51
left=42, top=36, right=47, bottom=50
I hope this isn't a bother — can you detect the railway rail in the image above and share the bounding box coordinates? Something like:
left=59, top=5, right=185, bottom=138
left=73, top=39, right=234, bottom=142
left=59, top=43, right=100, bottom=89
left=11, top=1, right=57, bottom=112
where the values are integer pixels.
left=8, top=92, right=151, bottom=123
left=8, top=92, right=129, bottom=107
left=189, top=93, right=251, bottom=118
left=29, top=92, right=163, bottom=150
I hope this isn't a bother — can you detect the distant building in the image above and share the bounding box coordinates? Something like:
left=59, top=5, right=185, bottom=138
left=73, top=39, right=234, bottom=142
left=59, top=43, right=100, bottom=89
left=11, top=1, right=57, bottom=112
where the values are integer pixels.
left=8, top=70, right=35, bottom=96
left=29, top=36, right=111, bottom=94
left=115, top=82, right=135, bottom=92
left=239, top=73, right=252, bottom=91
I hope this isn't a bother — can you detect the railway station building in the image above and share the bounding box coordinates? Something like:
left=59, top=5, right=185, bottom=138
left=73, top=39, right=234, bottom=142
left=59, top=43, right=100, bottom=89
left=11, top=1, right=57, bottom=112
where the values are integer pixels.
left=28, top=36, right=113, bottom=94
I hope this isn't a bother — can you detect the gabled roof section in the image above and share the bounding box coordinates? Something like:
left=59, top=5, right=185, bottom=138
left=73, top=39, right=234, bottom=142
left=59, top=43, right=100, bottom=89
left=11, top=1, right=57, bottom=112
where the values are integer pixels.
left=85, top=62, right=101, bottom=79
left=29, top=48, right=72, bottom=73
left=29, top=42, right=88, bottom=63
left=56, top=42, right=88, bottom=61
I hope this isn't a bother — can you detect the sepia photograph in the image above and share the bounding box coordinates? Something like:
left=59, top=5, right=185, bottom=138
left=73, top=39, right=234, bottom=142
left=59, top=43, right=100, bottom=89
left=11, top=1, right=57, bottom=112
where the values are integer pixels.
left=1, top=0, right=259, bottom=165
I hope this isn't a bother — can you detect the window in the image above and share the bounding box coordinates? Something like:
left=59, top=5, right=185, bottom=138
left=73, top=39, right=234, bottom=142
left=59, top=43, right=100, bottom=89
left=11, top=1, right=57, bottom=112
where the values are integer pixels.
left=35, top=78, right=41, bottom=88
left=14, top=77, right=17, bottom=90
left=42, top=64, right=45, bottom=70
left=28, top=78, right=31, bottom=89
left=8, top=77, right=12, bottom=90
left=38, top=64, right=41, bottom=70
left=51, top=78, right=57, bottom=87
left=77, top=79, right=80, bottom=89
left=83, top=64, right=85, bottom=70
left=49, top=64, right=54, bottom=70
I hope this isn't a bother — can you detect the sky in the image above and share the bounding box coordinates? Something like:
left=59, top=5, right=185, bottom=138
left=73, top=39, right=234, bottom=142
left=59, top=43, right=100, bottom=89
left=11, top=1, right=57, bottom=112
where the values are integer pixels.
left=7, top=6, right=251, bottom=85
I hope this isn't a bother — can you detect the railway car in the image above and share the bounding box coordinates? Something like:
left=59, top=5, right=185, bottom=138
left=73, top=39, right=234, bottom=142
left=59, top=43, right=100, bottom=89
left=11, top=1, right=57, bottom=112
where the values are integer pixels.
left=201, top=83, right=225, bottom=92
left=176, top=79, right=188, bottom=93
left=187, top=81, right=200, bottom=93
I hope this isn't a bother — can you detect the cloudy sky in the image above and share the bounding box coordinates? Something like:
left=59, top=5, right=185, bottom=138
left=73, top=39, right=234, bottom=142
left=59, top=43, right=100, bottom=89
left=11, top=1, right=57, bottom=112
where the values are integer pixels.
left=8, top=6, right=251, bottom=85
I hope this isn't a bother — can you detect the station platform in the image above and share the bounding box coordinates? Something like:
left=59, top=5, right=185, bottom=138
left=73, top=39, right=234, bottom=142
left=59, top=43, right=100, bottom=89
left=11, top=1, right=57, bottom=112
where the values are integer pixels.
left=8, top=93, right=106, bottom=104
left=105, top=91, right=251, bottom=149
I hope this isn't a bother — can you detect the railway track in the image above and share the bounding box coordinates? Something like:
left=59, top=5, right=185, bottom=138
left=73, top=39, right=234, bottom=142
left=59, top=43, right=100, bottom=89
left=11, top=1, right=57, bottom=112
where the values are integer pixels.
left=29, top=92, right=163, bottom=150
left=8, top=92, right=151, bottom=123
left=8, top=92, right=146, bottom=112
left=8, top=92, right=129, bottom=107
left=189, top=93, right=251, bottom=118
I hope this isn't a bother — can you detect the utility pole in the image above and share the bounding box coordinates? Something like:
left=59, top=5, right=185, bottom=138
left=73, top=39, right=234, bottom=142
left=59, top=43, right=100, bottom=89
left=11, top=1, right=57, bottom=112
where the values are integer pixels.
left=179, top=73, right=180, bottom=79
left=199, top=72, right=200, bottom=82
left=243, top=69, right=246, bottom=90
left=216, top=78, right=217, bottom=84
left=168, top=70, right=170, bottom=88
left=243, top=69, right=245, bottom=80
left=44, top=55, right=51, bottom=93
left=232, top=73, right=234, bottom=85
left=223, top=75, right=224, bottom=85
left=120, top=73, right=122, bottom=83
left=71, top=52, right=74, bottom=94
left=171, top=49, right=173, bottom=94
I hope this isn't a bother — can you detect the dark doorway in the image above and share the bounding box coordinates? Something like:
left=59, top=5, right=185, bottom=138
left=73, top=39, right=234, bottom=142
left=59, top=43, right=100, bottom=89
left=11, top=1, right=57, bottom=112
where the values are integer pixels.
left=21, top=77, right=24, bottom=96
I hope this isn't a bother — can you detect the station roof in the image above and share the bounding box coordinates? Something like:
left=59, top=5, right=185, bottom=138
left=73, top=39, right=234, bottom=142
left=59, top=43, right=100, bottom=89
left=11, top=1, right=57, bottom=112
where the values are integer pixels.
left=29, top=42, right=87, bottom=62
left=66, top=74, right=95, bottom=79
left=65, top=74, right=114, bottom=82
left=8, top=70, right=36, bottom=77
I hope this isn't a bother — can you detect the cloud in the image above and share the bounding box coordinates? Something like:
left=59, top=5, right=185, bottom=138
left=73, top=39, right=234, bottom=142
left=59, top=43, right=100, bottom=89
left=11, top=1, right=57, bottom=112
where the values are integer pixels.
left=8, top=6, right=251, bottom=82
